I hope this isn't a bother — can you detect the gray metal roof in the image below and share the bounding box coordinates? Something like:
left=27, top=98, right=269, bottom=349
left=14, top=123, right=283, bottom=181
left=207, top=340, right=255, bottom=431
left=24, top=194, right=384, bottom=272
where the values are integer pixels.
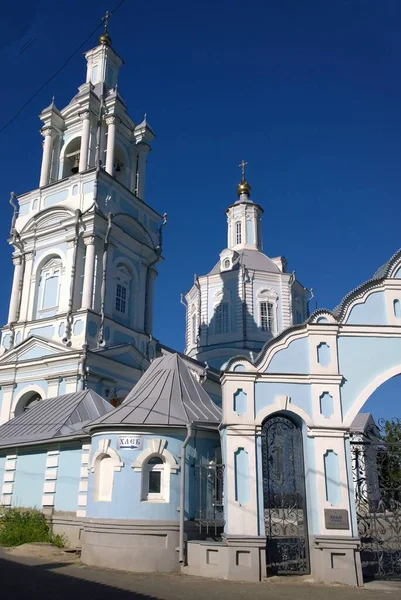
left=88, top=353, right=222, bottom=429
left=0, top=390, right=113, bottom=449
left=209, top=249, right=280, bottom=275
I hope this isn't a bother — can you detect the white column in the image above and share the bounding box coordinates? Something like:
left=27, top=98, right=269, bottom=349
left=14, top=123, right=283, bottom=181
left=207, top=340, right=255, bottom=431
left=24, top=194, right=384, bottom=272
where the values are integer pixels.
left=47, top=377, right=60, bottom=398
left=39, top=128, right=54, bottom=187
left=105, top=116, right=116, bottom=175
left=20, top=251, right=34, bottom=322
left=79, top=111, right=91, bottom=173
left=8, top=256, right=23, bottom=324
left=82, top=236, right=96, bottom=310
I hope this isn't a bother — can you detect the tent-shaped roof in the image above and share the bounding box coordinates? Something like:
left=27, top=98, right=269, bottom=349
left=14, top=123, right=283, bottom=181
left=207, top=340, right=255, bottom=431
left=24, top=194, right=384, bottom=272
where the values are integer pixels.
left=0, top=390, right=113, bottom=449
left=88, top=353, right=222, bottom=429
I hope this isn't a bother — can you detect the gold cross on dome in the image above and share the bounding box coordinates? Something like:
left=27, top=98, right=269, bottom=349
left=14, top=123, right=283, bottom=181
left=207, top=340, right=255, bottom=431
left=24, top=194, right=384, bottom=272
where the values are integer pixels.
left=102, top=10, right=111, bottom=31
left=239, top=160, right=248, bottom=180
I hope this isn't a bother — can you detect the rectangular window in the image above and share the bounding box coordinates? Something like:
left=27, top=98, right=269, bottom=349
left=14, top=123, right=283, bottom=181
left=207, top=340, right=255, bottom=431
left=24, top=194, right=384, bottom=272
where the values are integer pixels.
left=148, top=471, right=161, bottom=494
left=115, top=283, right=127, bottom=314
left=260, top=301, right=275, bottom=332
left=42, top=274, right=59, bottom=309
left=215, top=302, right=229, bottom=335
left=236, top=222, right=242, bottom=245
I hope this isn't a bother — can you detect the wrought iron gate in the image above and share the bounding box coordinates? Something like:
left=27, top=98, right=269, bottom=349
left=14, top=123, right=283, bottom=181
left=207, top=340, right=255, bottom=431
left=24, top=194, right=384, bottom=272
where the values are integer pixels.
left=194, top=462, right=225, bottom=537
left=351, top=418, right=401, bottom=580
left=261, top=415, right=309, bottom=575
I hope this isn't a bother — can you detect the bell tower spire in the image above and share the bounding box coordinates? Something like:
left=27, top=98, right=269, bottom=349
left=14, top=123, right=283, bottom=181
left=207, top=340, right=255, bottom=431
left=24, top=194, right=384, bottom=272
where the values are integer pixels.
left=226, top=161, right=263, bottom=251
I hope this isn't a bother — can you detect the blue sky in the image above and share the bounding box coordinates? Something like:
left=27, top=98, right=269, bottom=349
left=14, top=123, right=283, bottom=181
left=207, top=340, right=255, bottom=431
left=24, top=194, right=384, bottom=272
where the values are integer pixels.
left=1, top=1, right=401, bottom=419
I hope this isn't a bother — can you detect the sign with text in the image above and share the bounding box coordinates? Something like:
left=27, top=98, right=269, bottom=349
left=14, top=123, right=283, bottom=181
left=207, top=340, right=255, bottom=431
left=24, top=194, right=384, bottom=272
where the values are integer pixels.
left=324, top=509, right=349, bottom=530
left=118, top=435, right=143, bottom=450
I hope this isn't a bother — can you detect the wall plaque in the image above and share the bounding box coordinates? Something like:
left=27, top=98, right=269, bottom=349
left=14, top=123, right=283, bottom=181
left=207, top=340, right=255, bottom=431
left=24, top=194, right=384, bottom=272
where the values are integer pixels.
left=324, top=509, right=349, bottom=530
left=118, top=435, right=143, bottom=450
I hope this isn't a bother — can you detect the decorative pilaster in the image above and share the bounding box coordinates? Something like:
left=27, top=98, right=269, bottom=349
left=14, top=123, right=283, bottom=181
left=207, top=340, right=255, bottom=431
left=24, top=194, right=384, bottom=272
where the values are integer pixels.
left=136, top=145, right=149, bottom=200
left=79, top=111, right=91, bottom=172
left=46, top=377, right=60, bottom=398
left=81, top=236, right=96, bottom=310
left=42, top=450, right=59, bottom=507
left=22, top=251, right=35, bottom=322
left=105, top=116, right=116, bottom=175
left=8, top=256, right=23, bottom=324
left=39, top=127, right=54, bottom=187
left=0, top=383, right=16, bottom=425
left=64, top=375, right=78, bottom=394
left=77, top=443, right=90, bottom=517
left=1, top=454, right=17, bottom=506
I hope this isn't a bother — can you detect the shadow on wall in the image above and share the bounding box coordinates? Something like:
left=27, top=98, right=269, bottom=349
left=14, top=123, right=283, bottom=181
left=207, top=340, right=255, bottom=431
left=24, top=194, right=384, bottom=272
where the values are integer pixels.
left=194, top=265, right=279, bottom=369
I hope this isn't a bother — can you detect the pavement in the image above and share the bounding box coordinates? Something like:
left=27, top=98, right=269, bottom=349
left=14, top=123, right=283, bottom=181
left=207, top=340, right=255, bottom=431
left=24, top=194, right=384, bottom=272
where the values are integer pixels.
left=0, top=544, right=400, bottom=600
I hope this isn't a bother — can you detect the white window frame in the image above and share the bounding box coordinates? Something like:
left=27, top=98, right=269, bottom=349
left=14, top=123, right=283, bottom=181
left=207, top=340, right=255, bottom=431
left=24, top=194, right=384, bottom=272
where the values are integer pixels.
left=235, top=221, right=242, bottom=245
left=142, top=455, right=166, bottom=502
left=37, top=258, right=62, bottom=316
left=257, top=289, right=278, bottom=335
left=132, top=438, right=178, bottom=504
left=114, top=266, right=132, bottom=317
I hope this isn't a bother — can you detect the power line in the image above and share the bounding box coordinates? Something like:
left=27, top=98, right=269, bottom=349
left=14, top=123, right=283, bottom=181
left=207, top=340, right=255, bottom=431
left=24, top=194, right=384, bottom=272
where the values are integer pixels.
left=0, top=0, right=126, bottom=136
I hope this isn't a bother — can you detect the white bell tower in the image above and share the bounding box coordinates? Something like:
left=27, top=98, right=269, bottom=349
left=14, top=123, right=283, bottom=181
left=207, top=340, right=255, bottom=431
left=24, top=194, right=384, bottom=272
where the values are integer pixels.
left=0, top=18, right=164, bottom=423
left=226, top=160, right=263, bottom=252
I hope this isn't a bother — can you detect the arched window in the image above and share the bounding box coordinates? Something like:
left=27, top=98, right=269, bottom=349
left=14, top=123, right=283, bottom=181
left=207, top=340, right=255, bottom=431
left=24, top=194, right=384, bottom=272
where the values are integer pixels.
left=23, top=393, right=42, bottom=411
left=142, top=455, right=165, bottom=501
left=35, top=257, right=62, bottom=319
left=61, top=137, right=81, bottom=179
left=14, top=390, right=43, bottom=417
left=114, top=265, right=132, bottom=318
left=94, top=455, right=114, bottom=502
left=90, top=439, right=124, bottom=503
left=235, top=221, right=242, bottom=245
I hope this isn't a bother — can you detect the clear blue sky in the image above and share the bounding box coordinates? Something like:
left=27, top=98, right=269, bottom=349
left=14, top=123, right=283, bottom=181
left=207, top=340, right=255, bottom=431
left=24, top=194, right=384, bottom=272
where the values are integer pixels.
left=1, top=1, right=401, bottom=419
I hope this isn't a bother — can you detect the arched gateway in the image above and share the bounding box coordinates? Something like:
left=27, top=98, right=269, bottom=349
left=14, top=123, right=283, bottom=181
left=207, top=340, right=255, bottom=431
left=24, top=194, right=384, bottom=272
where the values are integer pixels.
left=217, top=248, right=401, bottom=585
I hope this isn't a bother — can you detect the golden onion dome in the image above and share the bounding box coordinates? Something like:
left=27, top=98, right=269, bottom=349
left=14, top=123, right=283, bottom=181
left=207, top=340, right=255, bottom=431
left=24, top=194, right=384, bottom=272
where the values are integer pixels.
left=99, top=31, right=112, bottom=46
left=237, top=178, right=251, bottom=197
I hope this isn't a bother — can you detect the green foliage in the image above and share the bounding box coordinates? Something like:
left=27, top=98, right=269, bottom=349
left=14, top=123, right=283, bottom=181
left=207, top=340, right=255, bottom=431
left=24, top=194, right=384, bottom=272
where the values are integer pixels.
left=378, top=420, right=401, bottom=504
left=0, top=508, right=66, bottom=548
left=51, top=532, right=67, bottom=548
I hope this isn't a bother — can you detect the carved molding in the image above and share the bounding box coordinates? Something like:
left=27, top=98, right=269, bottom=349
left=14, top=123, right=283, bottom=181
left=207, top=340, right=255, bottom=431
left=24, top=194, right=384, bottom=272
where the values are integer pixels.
left=105, top=115, right=116, bottom=126
left=41, top=127, right=54, bottom=138
left=12, top=256, right=22, bottom=266
left=83, top=235, right=96, bottom=246
left=79, top=110, right=91, bottom=121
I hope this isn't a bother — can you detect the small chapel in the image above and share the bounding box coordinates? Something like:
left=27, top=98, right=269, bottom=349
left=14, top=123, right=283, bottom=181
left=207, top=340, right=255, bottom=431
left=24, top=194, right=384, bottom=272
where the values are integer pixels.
left=0, top=20, right=400, bottom=587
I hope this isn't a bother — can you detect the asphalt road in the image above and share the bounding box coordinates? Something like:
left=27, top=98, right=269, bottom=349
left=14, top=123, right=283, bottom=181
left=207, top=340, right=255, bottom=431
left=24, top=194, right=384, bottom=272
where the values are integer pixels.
left=0, top=547, right=399, bottom=600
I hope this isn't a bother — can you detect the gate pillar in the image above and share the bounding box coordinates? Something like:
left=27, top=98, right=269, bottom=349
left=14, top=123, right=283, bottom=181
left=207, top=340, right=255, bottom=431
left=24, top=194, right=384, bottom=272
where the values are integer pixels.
left=307, top=428, right=363, bottom=586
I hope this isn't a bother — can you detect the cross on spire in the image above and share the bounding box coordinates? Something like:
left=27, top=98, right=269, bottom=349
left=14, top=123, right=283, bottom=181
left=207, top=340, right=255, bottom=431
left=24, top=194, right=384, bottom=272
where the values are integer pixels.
left=239, top=160, right=248, bottom=181
left=102, top=10, right=111, bottom=32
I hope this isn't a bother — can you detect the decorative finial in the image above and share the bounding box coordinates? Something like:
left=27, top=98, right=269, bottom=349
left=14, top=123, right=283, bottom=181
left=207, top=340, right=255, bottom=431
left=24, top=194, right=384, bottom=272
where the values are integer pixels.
left=237, top=159, right=251, bottom=197
left=99, top=10, right=112, bottom=46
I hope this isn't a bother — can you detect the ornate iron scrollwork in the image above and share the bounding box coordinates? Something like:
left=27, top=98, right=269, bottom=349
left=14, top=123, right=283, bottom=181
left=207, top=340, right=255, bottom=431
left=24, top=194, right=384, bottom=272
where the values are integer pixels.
left=262, top=415, right=309, bottom=575
left=351, top=417, right=401, bottom=580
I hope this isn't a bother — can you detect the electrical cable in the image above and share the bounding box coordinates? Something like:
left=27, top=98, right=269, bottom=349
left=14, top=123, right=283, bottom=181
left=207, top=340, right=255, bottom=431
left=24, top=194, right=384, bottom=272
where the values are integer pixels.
left=0, top=0, right=126, bottom=136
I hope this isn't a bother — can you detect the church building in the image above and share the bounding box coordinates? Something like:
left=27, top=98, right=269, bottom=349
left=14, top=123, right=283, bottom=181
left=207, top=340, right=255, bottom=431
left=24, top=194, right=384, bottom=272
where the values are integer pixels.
left=0, top=20, right=400, bottom=589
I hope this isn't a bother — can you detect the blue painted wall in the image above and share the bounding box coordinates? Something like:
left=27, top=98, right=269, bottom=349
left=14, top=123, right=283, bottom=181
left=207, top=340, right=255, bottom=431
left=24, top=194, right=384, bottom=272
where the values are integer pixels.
left=55, top=445, right=82, bottom=512
left=12, top=451, right=47, bottom=509
left=338, top=335, right=401, bottom=415
left=87, top=431, right=219, bottom=521
left=346, top=291, right=387, bottom=325
left=265, top=337, right=310, bottom=374
left=255, top=381, right=312, bottom=418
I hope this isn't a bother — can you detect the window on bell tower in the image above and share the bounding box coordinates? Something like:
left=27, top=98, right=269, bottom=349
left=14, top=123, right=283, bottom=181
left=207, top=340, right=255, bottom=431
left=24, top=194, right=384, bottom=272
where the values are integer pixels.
left=34, top=256, right=63, bottom=320
left=115, top=283, right=127, bottom=314
left=235, top=222, right=242, bottom=245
